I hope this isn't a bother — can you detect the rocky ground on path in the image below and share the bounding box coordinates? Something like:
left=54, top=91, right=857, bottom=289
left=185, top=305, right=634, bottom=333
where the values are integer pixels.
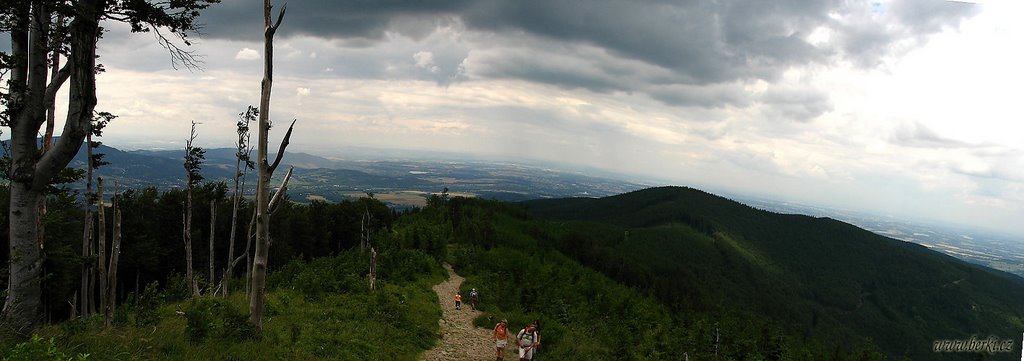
left=421, top=264, right=515, bottom=361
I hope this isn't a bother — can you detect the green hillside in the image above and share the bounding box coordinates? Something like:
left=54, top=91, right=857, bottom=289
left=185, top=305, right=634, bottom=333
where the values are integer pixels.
left=6, top=186, right=1022, bottom=360
left=521, top=186, right=1024, bottom=359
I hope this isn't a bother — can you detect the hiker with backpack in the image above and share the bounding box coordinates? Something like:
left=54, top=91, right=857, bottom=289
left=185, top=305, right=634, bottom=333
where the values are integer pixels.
left=493, top=318, right=510, bottom=361
left=531, top=319, right=542, bottom=359
left=470, top=288, right=479, bottom=310
left=516, top=322, right=540, bottom=361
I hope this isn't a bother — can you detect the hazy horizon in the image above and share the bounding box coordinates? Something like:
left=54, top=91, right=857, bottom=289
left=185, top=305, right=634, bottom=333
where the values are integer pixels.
left=4, top=0, right=1022, bottom=236
left=56, top=139, right=1021, bottom=239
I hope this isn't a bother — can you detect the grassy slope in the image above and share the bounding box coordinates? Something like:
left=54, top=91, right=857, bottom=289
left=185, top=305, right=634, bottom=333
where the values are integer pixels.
left=523, top=186, right=1024, bottom=359
left=18, top=249, right=445, bottom=361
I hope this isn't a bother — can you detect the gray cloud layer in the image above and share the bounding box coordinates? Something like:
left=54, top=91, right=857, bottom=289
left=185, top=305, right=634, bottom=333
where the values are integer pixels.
left=189, top=0, right=976, bottom=115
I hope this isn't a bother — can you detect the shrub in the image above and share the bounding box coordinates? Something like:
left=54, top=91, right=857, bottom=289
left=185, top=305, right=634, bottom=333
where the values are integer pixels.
left=184, top=298, right=216, bottom=343
left=2, top=335, right=89, bottom=361
left=134, top=281, right=163, bottom=327
left=220, top=302, right=257, bottom=341
left=162, top=274, right=190, bottom=302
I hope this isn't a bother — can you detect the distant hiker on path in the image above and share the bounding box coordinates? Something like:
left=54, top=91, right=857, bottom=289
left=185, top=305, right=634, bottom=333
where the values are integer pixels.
left=455, top=293, right=462, bottom=310
left=517, top=322, right=540, bottom=361
left=494, top=318, right=510, bottom=361
left=470, top=288, right=479, bottom=310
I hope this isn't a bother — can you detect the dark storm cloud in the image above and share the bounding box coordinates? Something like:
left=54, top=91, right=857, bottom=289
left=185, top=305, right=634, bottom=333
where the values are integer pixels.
left=197, top=0, right=471, bottom=42
left=191, top=0, right=977, bottom=109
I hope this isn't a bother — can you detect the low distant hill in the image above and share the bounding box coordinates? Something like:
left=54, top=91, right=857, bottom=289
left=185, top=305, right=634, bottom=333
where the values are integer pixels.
left=522, top=186, right=1024, bottom=359
left=62, top=144, right=646, bottom=206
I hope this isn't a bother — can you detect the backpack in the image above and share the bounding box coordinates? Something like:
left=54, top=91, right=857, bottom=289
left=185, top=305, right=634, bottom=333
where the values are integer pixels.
left=518, top=328, right=536, bottom=346
left=470, top=290, right=478, bottom=299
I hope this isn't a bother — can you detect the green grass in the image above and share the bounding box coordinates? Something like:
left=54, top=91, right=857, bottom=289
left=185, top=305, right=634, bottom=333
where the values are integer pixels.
left=14, top=249, right=445, bottom=361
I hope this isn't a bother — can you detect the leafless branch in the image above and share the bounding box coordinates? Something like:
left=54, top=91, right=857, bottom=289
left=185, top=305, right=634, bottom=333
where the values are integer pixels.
left=151, top=26, right=204, bottom=71
left=267, top=119, right=295, bottom=176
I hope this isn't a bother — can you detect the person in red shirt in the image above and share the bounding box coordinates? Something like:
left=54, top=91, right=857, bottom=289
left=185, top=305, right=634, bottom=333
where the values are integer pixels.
left=455, top=293, right=462, bottom=310
left=493, top=319, right=510, bottom=361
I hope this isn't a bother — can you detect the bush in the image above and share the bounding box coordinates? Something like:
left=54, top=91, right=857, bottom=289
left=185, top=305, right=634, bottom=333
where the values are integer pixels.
left=184, top=298, right=216, bottom=343
left=162, top=274, right=190, bottom=302
left=183, top=297, right=258, bottom=343
left=134, top=281, right=163, bottom=327
left=2, top=335, right=89, bottom=361
left=220, top=302, right=257, bottom=341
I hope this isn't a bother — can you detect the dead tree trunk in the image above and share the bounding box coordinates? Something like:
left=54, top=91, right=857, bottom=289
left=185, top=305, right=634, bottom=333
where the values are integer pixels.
left=208, top=200, right=216, bottom=294
left=105, top=185, right=122, bottom=327
left=360, top=211, right=366, bottom=252
left=183, top=121, right=203, bottom=297
left=224, top=106, right=255, bottom=297
left=80, top=129, right=94, bottom=317
left=249, top=0, right=290, bottom=334
left=96, top=177, right=106, bottom=319
left=369, top=247, right=377, bottom=291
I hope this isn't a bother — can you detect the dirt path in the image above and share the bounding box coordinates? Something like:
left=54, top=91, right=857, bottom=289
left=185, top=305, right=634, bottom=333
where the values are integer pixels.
left=422, top=264, right=513, bottom=361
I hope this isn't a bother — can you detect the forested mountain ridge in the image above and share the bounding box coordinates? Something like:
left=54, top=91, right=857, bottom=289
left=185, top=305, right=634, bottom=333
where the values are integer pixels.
left=521, top=186, right=1024, bottom=359
left=4, top=184, right=1020, bottom=359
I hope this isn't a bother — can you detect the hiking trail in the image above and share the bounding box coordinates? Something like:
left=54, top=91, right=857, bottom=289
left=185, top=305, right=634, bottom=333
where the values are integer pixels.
left=422, top=264, right=514, bottom=361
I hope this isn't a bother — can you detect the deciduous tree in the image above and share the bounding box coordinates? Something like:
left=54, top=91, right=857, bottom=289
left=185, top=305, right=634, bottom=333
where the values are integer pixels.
left=1, top=0, right=218, bottom=335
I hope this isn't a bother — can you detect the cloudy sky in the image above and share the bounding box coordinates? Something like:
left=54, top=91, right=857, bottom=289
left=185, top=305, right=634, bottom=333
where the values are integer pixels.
left=25, top=0, right=1024, bottom=235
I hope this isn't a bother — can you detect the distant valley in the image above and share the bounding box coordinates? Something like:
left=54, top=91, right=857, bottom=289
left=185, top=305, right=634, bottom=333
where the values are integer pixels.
left=68, top=144, right=1024, bottom=279
left=71, top=145, right=649, bottom=207
left=737, top=195, right=1024, bottom=278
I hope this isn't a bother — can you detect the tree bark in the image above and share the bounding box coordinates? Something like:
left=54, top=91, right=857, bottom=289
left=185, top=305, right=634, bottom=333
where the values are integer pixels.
left=183, top=200, right=194, bottom=296
left=4, top=0, right=100, bottom=333
left=183, top=123, right=198, bottom=297
left=209, top=200, right=216, bottom=294
left=105, top=187, right=122, bottom=327
left=225, top=154, right=242, bottom=297
left=249, top=0, right=287, bottom=334
left=369, top=247, right=377, bottom=291
left=80, top=130, right=94, bottom=317
left=97, top=177, right=106, bottom=317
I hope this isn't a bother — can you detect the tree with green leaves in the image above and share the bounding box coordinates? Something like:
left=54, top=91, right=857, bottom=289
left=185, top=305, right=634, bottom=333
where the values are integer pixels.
left=1, top=0, right=217, bottom=335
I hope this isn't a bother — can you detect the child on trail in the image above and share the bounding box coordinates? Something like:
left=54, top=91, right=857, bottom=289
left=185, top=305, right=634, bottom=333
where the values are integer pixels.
left=516, top=322, right=540, bottom=361
left=470, top=288, right=479, bottom=310
left=493, top=318, right=510, bottom=361
left=455, top=293, right=462, bottom=310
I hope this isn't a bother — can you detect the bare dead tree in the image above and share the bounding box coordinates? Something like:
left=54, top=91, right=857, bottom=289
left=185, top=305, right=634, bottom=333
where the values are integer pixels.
left=249, top=0, right=292, bottom=335
left=222, top=166, right=290, bottom=298
left=369, top=247, right=377, bottom=291
left=360, top=210, right=367, bottom=252
left=183, top=121, right=205, bottom=297
left=96, top=177, right=106, bottom=319
left=105, top=182, right=122, bottom=327
left=223, top=106, right=255, bottom=296
left=80, top=125, right=94, bottom=317
left=208, top=200, right=216, bottom=295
